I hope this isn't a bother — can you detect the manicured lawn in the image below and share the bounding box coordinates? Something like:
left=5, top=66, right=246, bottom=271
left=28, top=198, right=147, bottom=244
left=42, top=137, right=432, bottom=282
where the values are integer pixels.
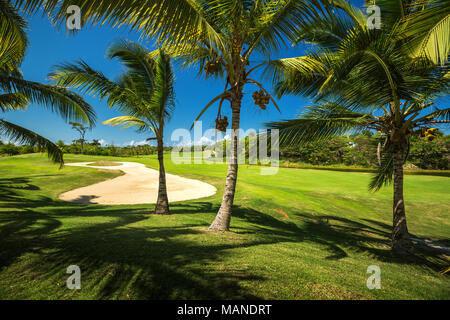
left=0, top=153, right=448, bottom=299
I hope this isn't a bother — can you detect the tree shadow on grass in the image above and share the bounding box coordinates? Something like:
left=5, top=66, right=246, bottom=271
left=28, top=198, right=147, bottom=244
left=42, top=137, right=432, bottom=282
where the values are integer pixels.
left=0, top=177, right=41, bottom=202
left=169, top=202, right=214, bottom=215
left=0, top=177, right=267, bottom=299
left=0, top=177, right=447, bottom=299
left=293, top=212, right=449, bottom=267
left=0, top=208, right=267, bottom=299
left=232, top=206, right=448, bottom=268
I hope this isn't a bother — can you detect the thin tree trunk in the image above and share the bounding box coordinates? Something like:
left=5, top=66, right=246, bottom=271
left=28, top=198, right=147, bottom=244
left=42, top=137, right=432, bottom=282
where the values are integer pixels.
left=155, top=138, right=170, bottom=215
left=209, top=95, right=241, bottom=231
left=392, top=145, right=411, bottom=253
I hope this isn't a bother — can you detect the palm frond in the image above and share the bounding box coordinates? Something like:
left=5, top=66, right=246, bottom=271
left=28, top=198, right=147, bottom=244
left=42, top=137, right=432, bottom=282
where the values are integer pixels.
left=370, top=0, right=412, bottom=27
left=50, top=40, right=176, bottom=140
left=246, top=0, right=321, bottom=57
left=149, top=50, right=175, bottom=125
left=102, top=116, right=152, bottom=134
left=0, top=0, right=29, bottom=70
left=404, top=0, right=450, bottom=65
left=292, top=3, right=355, bottom=51
left=15, top=0, right=227, bottom=53
left=0, top=92, right=27, bottom=112
left=49, top=60, right=122, bottom=100
left=264, top=53, right=330, bottom=98
left=0, top=72, right=97, bottom=126
left=0, top=118, right=63, bottom=167
left=107, top=40, right=156, bottom=91
left=266, top=102, right=369, bottom=146
left=414, top=107, right=450, bottom=124
left=329, top=0, right=367, bottom=28
left=369, top=148, right=393, bottom=191
left=50, top=59, right=151, bottom=122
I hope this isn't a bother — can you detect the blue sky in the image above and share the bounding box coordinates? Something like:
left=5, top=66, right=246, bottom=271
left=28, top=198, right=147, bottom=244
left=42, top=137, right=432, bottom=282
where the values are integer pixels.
left=8, top=0, right=444, bottom=147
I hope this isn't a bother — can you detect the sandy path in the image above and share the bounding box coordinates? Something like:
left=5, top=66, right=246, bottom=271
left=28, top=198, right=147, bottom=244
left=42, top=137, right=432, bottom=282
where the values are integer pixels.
left=59, top=162, right=217, bottom=205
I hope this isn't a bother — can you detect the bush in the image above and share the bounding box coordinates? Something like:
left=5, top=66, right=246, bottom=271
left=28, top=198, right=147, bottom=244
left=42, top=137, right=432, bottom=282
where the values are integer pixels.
left=19, top=145, right=35, bottom=154
left=279, top=134, right=449, bottom=169
left=0, top=143, right=20, bottom=156
left=58, top=141, right=158, bottom=157
left=408, top=135, right=449, bottom=170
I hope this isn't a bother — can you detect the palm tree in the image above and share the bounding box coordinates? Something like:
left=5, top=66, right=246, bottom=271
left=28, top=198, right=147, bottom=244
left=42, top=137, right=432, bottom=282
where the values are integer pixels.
left=49, top=41, right=175, bottom=215
left=266, top=1, right=449, bottom=254
left=0, top=0, right=96, bottom=167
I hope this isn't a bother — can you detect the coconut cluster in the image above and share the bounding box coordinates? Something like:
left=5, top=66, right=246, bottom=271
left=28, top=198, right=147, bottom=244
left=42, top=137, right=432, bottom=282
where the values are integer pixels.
left=252, top=90, right=270, bottom=110
left=215, top=116, right=229, bottom=132
left=204, top=59, right=221, bottom=75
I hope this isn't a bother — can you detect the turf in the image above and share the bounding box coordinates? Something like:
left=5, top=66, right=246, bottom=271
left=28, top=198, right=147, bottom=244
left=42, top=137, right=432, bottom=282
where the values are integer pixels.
left=0, top=153, right=448, bottom=299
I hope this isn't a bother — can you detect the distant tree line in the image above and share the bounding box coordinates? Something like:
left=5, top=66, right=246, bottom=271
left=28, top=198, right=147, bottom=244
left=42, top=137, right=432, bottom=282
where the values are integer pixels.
left=196, top=130, right=449, bottom=170
left=0, top=140, right=36, bottom=156
left=278, top=131, right=449, bottom=170
left=0, top=139, right=162, bottom=158
left=1, top=132, right=448, bottom=170
left=55, top=140, right=162, bottom=157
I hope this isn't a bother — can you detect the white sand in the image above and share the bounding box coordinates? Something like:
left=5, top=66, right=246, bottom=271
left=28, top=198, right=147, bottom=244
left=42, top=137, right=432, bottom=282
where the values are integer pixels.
left=59, top=162, right=217, bottom=205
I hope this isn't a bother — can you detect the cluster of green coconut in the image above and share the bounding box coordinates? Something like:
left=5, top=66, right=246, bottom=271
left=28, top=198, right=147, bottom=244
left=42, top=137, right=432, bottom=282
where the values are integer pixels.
left=423, top=128, right=437, bottom=141
left=204, top=59, right=221, bottom=75
left=252, top=90, right=270, bottom=110
left=215, top=116, right=229, bottom=132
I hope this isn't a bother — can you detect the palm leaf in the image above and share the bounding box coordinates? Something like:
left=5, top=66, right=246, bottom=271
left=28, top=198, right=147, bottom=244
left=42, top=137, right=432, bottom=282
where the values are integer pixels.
left=0, top=72, right=97, bottom=126
left=266, top=102, right=369, bottom=146
left=0, top=118, right=63, bottom=167
left=369, top=148, right=394, bottom=191
left=246, top=0, right=321, bottom=57
left=371, top=0, right=412, bottom=27
left=0, top=0, right=29, bottom=70
left=263, top=54, right=330, bottom=98
left=149, top=50, right=175, bottom=124
left=49, top=60, right=122, bottom=100
left=15, top=0, right=227, bottom=52
left=102, top=116, right=153, bottom=134
left=396, top=0, right=450, bottom=66
left=329, top=0, right=367, bottom=28
left=0, top=92, right=27, bottom=111
left=50, top=40, right=176, bottom=140
left=292, top=3, right=355, bottom=51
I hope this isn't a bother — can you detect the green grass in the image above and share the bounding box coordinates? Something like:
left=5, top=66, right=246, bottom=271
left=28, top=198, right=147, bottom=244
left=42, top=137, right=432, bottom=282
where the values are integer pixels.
left=0, top=153, right=449, bottom=299
left=278, top=160, right=450, bottom=177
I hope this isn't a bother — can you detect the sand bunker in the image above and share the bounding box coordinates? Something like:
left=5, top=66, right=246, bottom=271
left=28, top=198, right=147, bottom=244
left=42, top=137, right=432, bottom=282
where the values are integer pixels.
left=59, top=162, right=217, bottom=205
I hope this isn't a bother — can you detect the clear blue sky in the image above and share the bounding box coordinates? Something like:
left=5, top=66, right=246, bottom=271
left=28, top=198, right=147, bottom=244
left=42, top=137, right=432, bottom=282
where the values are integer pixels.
left=9, top=0, right=445, bottom=147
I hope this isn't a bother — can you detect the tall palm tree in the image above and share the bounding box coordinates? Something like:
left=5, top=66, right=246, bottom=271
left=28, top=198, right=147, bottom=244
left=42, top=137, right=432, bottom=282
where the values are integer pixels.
left=16, top=0, right=324, bottom=231
left=0, top=0, right=96, bottom=166
left=49, top=41, right=175, bottom=214
left=266, top=1, right=449, bottom=254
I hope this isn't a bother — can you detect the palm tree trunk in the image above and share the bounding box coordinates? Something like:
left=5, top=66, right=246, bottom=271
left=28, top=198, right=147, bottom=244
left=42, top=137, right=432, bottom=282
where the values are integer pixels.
left=209, top=94, right=241, bottom=231
left=155, top=138, right=170, bottom=215
left=392, top=145, right=411, bottom=253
